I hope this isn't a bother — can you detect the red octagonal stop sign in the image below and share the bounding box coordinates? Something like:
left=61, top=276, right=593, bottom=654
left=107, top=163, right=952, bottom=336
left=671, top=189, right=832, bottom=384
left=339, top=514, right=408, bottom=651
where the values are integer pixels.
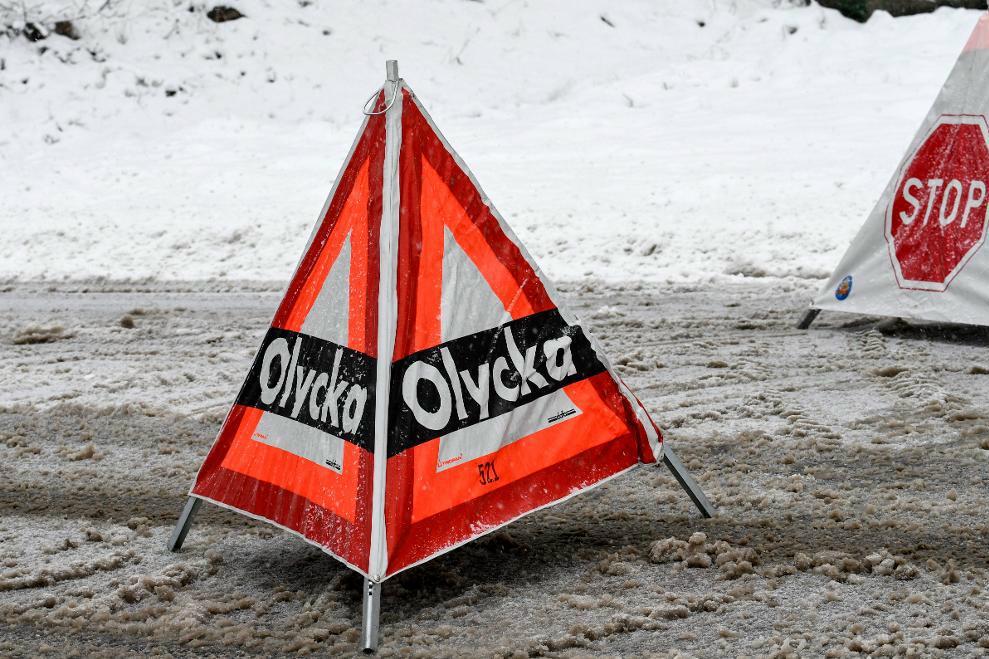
left=885, top=114, right=989, bottom=291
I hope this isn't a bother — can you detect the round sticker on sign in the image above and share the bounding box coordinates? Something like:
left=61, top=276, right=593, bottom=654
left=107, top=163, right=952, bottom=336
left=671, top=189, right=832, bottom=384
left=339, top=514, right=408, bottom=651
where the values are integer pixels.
left=885, top=114, right=989, bottom=292
left=835, top=275, right=852, bottom=301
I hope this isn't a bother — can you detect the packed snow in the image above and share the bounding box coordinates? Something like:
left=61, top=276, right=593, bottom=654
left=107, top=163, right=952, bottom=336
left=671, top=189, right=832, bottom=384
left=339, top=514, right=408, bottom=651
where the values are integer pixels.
left=0, top=0, right=981, bottom=284
left=4, top=1, right=989, bottom=656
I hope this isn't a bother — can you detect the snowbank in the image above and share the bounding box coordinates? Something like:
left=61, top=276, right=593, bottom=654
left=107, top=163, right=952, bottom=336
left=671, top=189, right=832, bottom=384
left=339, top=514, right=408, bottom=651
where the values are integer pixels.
left=0, top=1, right=982, bottom=283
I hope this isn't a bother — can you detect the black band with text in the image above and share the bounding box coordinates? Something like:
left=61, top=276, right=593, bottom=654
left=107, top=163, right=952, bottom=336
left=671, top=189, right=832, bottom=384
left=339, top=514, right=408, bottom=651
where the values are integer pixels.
left=237, top=327, right=375, bottom=451
left=388, top=309, right=605, bottom=456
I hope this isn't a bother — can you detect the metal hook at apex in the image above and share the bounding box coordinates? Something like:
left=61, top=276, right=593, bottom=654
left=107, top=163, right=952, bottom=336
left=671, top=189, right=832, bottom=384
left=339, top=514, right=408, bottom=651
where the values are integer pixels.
left=362, top=60, right=401, bottom=116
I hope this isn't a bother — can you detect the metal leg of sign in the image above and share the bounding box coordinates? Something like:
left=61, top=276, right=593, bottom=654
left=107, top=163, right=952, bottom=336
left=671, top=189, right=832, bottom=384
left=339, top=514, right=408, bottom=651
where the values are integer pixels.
left=361, top=578, right=381, bottom=653
left=663, top=447, right=715, bottom=518
left=796, top=308, right=821, bottom=330
left=167, top=497, right=202, bottom=552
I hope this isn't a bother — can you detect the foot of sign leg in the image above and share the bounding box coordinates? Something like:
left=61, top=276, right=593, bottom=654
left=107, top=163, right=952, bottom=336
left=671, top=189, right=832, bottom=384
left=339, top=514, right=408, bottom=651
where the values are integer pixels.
left=663, top=447, right=715, bottom=518
left=796, top=308, right=821, bottom=330
left=167, top=497, right=202, bottom=552
left=361, top=578, right=381, bottom=653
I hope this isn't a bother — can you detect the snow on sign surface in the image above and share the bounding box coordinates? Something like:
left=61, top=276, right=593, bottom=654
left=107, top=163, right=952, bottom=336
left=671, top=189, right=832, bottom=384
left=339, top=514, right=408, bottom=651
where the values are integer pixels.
left=812, top=13, right=989, bottom=324
left=190, top=81, right=664, bottom=580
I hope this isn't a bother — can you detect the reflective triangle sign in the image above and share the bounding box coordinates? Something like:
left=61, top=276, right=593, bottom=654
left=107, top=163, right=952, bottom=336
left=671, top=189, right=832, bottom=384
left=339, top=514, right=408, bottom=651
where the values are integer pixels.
left=187, top=78, right=698, bottom=582
left=809, top=13, right=989, bottom=326
left=190, top=108, right=385, bottom=573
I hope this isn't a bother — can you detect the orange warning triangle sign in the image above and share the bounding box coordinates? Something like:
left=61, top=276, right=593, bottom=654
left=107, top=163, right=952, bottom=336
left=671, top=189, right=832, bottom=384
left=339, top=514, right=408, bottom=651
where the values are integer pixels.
left=190, top=102, right=386, bottom=573
left=382, top=88, right=662, bottom=576
left=186, top=80, right=691, bottom=582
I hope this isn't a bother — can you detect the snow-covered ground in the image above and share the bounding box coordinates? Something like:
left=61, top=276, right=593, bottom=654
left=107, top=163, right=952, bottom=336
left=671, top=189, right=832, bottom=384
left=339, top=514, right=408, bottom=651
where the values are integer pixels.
left=0, top=1, right=983, bottom=284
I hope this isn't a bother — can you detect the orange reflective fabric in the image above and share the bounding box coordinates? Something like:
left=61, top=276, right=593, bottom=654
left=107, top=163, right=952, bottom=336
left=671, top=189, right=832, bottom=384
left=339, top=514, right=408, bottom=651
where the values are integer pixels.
left=419, top=158, right=538, bottom=321
left=216, top=412, right=364, bottom=523
left=407, top=375, right=630, bottom=523
left=215, top=160, right=373, bottom=523
left=190, top=107, right=386, bottom=573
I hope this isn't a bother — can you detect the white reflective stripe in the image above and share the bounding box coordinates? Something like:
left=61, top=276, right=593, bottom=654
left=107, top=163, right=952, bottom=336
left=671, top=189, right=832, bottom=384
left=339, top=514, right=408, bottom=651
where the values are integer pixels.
left=251, top=411, right=345, bottom=474
left=441, top=226, right=510, bottom=342
left=436, top=388, right=582, bottom=472
left=368, top=81, right=402, bottom=582
left=404, top=87, right=663, bottom=461
left=300, top=233, right=352, bottom=344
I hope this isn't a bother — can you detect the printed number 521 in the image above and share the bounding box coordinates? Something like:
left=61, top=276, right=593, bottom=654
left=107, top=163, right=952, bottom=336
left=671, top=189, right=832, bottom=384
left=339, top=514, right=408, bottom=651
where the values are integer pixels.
left=477, top=460, right=500, bottom=485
